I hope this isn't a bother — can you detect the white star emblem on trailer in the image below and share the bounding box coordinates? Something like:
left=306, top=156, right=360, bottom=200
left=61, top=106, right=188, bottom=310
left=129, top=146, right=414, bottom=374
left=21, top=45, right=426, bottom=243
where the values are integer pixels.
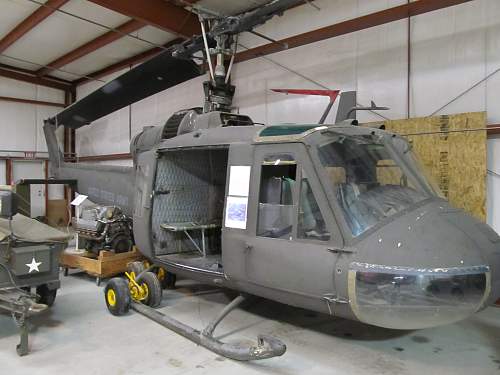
left=26, top=258, right=42, bottom=273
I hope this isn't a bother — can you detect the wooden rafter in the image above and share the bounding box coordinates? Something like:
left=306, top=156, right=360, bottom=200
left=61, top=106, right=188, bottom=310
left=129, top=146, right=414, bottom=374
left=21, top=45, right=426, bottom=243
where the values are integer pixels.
left=37, top=19, right=146, bottom=76
left=0, top=0, right=69, bottom=54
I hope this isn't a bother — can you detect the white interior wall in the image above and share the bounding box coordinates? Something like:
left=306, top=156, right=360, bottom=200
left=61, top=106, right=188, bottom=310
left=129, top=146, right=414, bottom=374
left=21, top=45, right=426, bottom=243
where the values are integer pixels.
left=75, top=0, right=500, bottom=231
left=0, top=76, right=65, bottom=199
left=0, top=76, right=64, bottom=153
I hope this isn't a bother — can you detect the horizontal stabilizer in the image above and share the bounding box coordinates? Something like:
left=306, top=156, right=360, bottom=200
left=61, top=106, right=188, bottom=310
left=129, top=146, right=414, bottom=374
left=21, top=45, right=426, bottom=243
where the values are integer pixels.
left=51, top=51, right=201, bottom=129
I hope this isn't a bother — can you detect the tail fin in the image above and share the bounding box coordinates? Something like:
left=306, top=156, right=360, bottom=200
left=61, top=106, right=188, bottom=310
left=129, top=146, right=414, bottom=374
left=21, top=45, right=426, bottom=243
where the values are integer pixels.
left=43, top=120, right=135, bottom=215
left=335, top=91, right=357, bottom=123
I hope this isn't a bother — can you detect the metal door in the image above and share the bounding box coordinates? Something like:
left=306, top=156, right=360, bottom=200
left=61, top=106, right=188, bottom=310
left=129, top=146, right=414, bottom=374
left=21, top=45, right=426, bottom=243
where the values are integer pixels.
left=12, top=160, right=45, bottom=218
left=244, top=143, right=343, bottom=309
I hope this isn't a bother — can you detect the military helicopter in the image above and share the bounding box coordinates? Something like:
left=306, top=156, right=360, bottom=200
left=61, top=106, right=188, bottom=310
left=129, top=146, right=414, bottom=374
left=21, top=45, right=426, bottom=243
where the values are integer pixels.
left=43, top=0, right=500, bottom=361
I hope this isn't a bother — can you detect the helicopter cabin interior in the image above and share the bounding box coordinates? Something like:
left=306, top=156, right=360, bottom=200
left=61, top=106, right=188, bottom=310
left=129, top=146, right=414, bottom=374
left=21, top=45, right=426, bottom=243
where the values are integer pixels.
left=150, top=142, right=334, bottom=274
left=152, top=147, right=228, bottom=272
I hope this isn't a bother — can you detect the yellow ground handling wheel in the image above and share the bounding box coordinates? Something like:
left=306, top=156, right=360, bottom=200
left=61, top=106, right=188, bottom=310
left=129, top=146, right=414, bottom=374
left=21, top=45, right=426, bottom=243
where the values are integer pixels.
left=104, top=278, right=131, bottom=316
left=126, top=270, right=162, bottom=308
left=104, top=268, right=162, bottom=316
left=129, top=260, right=176, bottom=290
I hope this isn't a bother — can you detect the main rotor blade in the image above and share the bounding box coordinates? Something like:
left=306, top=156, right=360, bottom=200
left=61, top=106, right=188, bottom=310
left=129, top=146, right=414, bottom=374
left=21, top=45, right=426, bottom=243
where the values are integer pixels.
left=52, top=51, right=201, bottom=129
left=212, top=0, right=305, bottom=35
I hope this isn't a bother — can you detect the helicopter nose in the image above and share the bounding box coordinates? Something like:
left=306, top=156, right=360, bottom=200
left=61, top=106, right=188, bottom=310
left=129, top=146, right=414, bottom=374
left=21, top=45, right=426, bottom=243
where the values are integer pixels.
left=442, top=211, right=500, bottom=305
left=348, top=201, right=499, bottom=330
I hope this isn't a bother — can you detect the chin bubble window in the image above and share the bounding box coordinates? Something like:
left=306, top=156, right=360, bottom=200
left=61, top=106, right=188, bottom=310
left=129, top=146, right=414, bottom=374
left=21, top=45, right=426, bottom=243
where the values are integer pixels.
left=348, top=262, right=491, bottom=329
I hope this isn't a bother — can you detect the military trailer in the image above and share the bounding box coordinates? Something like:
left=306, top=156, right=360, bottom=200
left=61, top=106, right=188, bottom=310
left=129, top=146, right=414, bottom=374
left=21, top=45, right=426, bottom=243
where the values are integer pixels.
left=0, top=190, right=68, bottom=356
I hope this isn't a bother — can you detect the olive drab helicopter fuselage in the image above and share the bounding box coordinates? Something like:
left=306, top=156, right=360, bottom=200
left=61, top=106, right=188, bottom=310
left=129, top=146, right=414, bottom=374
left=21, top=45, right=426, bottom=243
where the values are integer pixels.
left=42, top=0, right=500, bottom=361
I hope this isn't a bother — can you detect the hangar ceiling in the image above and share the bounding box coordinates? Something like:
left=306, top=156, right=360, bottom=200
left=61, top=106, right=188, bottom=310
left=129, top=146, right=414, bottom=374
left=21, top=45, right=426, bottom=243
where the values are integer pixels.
left=0, top=0, right=278, bottom=85
left=2, top=0, right=497, bottom=138
left=0, top=0, right=476, bottom=91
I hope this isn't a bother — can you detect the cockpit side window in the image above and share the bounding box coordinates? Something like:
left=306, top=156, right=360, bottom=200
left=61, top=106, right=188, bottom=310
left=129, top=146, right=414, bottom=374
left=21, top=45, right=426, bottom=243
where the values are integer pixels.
left=298, top=171, right=331, bottom=241
left=257, top=155, right=297, bottom=239
left=318, top=136, right=433, bottom=237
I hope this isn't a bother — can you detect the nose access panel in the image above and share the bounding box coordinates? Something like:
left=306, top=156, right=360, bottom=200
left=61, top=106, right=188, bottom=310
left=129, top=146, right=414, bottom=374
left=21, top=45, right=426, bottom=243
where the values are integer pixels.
left=348, top=262, right=490, bottom=329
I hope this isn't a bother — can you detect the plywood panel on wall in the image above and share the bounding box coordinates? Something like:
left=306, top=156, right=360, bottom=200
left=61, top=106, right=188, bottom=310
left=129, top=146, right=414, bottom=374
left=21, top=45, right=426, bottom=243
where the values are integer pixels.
left=367, top=112, right=487, bottom=221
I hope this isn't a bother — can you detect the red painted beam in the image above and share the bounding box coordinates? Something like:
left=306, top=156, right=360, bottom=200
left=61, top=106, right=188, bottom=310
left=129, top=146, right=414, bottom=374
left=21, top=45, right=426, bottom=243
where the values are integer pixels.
left=0, top=156, right=48, bottom=161
left=0, top=0, right=69, bottom=54
left=236, top=0, right=474, bottom=63
left=69, top=153, right=132, bottom=162
left=0, top=64, right=71, bottom=91
left=488, top=125, right=500, bottom=136
left=0, top=63, right=72, bottom=84
left=74, top=38, right=184, bottom=85
left=5, top=159, right=12, bottom=185
left=37, top=19, right=146, bottom=76
left=0, top=95, right=65, bottom=108
left=87, top=0, right=200, bottom=38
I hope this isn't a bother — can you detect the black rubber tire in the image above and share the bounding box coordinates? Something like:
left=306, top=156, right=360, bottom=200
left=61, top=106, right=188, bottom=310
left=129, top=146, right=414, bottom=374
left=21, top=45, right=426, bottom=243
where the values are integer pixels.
left=128, top=261, right=145, bottom=277
left=160, top=272, right=177, bottom=290
left=104, top=277, right=131, bottom=316
left=36, top=284, right=57, bottom=307
left=137, top=271, right=162, bottom=308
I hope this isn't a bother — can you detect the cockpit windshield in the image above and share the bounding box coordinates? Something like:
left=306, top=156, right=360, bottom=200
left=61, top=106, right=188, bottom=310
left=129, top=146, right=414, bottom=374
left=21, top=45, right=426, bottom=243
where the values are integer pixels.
left=317, top=133, right=440, bottom=237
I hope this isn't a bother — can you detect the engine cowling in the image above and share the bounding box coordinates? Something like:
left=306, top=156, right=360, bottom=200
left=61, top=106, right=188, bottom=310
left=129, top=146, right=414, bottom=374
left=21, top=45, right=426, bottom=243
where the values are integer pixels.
left=130, top=107, right=254, bottom=161
left=130, top=107, right=202, bottom=161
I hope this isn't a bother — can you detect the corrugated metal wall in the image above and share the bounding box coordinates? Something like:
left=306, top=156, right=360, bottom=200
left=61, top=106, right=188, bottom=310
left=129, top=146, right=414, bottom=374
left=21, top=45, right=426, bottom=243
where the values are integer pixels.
left=0, top=76, right=63, bottom=153
left=0, top=75, right=64, bottom=206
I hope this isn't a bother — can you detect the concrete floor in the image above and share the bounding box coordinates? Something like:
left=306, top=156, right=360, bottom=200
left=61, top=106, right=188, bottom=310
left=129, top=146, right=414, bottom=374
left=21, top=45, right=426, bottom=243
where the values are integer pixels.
left=1, top=272, right=499, bottom=375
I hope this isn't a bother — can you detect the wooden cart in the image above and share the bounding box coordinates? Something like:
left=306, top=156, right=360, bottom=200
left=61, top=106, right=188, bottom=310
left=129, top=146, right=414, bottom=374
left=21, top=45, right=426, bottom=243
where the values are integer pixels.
left=59, top=247, right=144, bottom=286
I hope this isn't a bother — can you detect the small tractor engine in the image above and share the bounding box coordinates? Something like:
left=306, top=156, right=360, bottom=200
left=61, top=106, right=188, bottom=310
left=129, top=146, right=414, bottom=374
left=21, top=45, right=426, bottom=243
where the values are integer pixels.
left=74, top=205, right=133, bottom=254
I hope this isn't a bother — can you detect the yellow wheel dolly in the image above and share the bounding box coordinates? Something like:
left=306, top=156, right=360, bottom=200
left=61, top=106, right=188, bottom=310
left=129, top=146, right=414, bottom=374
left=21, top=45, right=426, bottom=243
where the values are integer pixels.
left=104, top=263, right=162, bottom=315
left=128, top=261, right=177, bottom=290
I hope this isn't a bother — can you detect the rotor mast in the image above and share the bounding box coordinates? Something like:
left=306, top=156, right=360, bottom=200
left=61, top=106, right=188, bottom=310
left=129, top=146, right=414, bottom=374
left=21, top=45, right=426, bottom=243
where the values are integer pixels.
left=192, top=0, right=305, bottom=113
left=199, top=17, right=236, bottom=113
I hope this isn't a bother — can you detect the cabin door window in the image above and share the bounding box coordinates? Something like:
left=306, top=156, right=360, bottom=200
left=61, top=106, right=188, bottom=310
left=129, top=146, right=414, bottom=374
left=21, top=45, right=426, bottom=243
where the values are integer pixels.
left=256, top=154, right=297, bottom=239
left=298, top=171, right=331, bottom=241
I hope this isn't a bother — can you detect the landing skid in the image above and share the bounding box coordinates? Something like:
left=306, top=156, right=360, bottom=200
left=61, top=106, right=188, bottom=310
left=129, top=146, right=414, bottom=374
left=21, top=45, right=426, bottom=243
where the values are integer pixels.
left=131, top=294, right=286, bottom=361
left=105, top=270, right=286, bottom=361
